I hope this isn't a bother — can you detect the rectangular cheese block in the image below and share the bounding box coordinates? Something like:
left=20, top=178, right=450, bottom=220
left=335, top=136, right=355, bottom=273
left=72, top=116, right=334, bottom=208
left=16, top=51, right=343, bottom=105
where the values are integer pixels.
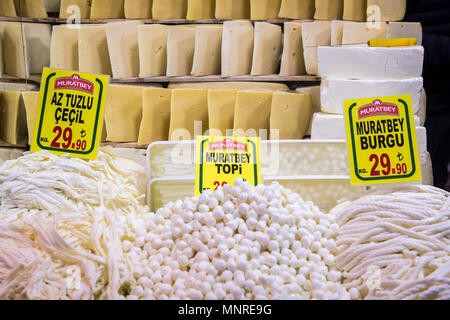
left=270, top=92, right=312, bottom=140
left=234, top=91, right=273, bottom=138
left=78, top=25, right=112, bottom=75
left=138, top=88, right=172, bottom=145
left=314, top=0, right=343, bottom=20
left=0, top=91, right=27, bottom=145
left=343, top=0, right=367, bottom=21
left=296, top=85, right=320, bottom=135
left=302, top=21, right=331, bottom=75
left=138, top=24, right=169, bottom=77
left=22, top=91, right=40, bottom=145
left=17, top=0, right=48, bottom=18
left=169, top=82, right=289, bottom=91
left=250, top=0, right=281, bottom=20
left=105, top=21, right=143, bottom=79
left=104, top=85, right=144, bottom=142
left=367, top=0, right=406, bottom=22
left=3, top=23, right=51, bottom=78
left=318, top=46, right=424, bottom=80
left=166, top=26, right=196, bottom=77
left=331, top=20, right=345, bottom=45
left=215, top=0, right=250, bottom=19
left=251, top=22, right=282, bottom=76
left=124, top=0, right=152, bottom=18
left=222, top=20, right=254, bottom=77
left=90, top=0, right=124, bottom=19
left=0, top=0, right=17, bottom=17
left=191, top=26, right=223, bottom=76
left=187, top=0, right=215, bottom=20
left=51, top=25, right=79, bottom=71
left=0, top=25, right=3, bottom=77
left=60, top=0, right=91, bottom=19
left=280, top=22, right=305, bottom=76
left=208, top=89, right=237, bottom=136
left=169, top=89, right=209, bottom=140
left=321, top=78, right=424, bottom=114
left=387, top=22, right=423, bottom=46
left=152, top=0, right=187, bottom=20
left=278, top=0, right=315, bottom=19
left=342, top=21, right=387, bottom=44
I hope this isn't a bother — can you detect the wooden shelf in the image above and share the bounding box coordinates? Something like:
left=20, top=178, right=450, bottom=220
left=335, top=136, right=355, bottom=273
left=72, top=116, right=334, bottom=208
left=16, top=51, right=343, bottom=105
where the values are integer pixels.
left=111, top=75, right=320, bottom=83
left=101, top=142, right=147, bottom=150
left=0, top=16, right=312, bottom=25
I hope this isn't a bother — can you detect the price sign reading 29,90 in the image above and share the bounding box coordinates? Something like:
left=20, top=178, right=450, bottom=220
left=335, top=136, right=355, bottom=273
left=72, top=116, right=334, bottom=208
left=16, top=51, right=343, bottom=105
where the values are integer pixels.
left=31, top=68, right=109, bottom=160
left=344, top=95, right=422, bottom=185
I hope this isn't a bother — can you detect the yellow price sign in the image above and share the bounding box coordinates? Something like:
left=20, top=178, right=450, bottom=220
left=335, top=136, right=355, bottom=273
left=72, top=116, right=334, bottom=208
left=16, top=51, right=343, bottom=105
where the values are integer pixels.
left=344, top=95, right=422, bottom=185
left=195, top=136, right=262, bottom=196
left=31, top=68, right=109, bottom=160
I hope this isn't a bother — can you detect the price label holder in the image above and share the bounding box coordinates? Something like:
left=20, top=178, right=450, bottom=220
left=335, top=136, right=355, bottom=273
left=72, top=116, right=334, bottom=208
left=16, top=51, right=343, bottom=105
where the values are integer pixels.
left=31, top=68, right=109, bottom=160
left=344, top=94, right=422, bottom=185
left=195, top=136, right=262, bottom=196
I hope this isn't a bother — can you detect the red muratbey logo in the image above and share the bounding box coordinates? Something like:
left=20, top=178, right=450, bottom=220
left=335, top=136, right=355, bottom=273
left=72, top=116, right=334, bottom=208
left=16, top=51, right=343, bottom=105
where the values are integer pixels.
left=54, top=74, right=94, bottom=94
left=358, top=99, right=400, bottom=120
left=209, top=138, right=247, bottom=152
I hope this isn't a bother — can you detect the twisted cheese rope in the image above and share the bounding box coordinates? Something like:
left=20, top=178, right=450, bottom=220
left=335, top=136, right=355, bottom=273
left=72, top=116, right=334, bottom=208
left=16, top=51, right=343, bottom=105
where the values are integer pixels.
left=0, top=151, right=149, bottom=300
left=332, top=186, right=450, bottom=300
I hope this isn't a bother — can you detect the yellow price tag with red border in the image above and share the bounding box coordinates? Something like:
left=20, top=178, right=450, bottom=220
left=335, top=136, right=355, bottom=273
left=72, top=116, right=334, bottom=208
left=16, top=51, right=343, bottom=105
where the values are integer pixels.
left=344, top=95, right=422, bottom=185
left=195, top=136, right=262, bottom=196
left=31, top=68, right=109, bottom=160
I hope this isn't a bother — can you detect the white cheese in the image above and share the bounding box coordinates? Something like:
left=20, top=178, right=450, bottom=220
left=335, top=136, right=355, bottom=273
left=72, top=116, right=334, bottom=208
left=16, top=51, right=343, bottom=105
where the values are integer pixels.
left=320, top=78, right=423, bottom=114
left=222, top=20, right=254, bottom=77
left=105, top=21, right=143, bottom=79
left=387, top=22, right=423, bottom=46
left=318, top=46, right=424, bottom=80
left=280, top=22, right=305, bottom=76
left=251, top=22, right=282, bottom=76
left=191, top=26, right=223, bottom=76
left=166, top=26, right=196, bottom=77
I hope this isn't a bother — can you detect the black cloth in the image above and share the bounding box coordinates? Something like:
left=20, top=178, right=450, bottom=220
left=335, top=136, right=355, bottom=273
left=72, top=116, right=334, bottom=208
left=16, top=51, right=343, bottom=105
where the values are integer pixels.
left=405, top=0, right=450, bottom=189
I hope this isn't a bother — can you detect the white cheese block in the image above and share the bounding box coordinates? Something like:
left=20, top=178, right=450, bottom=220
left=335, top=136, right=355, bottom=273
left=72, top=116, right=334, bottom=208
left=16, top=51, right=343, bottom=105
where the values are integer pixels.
left=250, top=0, right=281, bottom=20
left=215, top=0, right=250, bottom=19
left=222, top=20, right=254, bottom=77
left=90, top=0, right=125, bottom=19
left=415, top=126, right=427, bottom=157
left=331, top=20, right=345, bottom=45
left=60, top=0, right=91, bottom=19
left=251, top=22, right=282, bottom=76
left=105, top=21, right=143, bottom=79
left=420, top=152, right=433, bottom=186
left=320, top=77, right=423, bottom=114
left=280, top=22, right=305, bottom=76
left=278, top=0, right=315, bottom=19
left=296, top=85, right=321, bottom=135
left=51, top=25, right=79, bottom=71
left=78, top=25, right=112, bottom=76
left=138, top=24, right=169, bottom=77
left=302, top=21, right=331, bottom=75
left=152, top=0, right=187, bottom=20
left=367, top=0, right=406, bottom=22
left=166, top=26, right=196, bottom=77
left=318, top=46, right=424, bottom=80
left=124, top=0, right=152, bottom=19
left=4, top=22, right=51, bottom=78
left=341, top=21, right=387, bottom=44
left=314, top=0, right=343, bottom=20
left=387, top=22, right=423, bottom=46
left=191, top=26, right=223, bottom=76
left=0, top=0, right=17, bottom=17
left=168, top=82, right=289, bottom=91
left=343, top=0, right=366, bottom=21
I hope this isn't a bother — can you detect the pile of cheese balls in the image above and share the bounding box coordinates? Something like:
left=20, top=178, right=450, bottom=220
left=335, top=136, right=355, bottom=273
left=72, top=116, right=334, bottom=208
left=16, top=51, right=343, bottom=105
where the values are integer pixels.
left=120, top=179, right=358, bottom=300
